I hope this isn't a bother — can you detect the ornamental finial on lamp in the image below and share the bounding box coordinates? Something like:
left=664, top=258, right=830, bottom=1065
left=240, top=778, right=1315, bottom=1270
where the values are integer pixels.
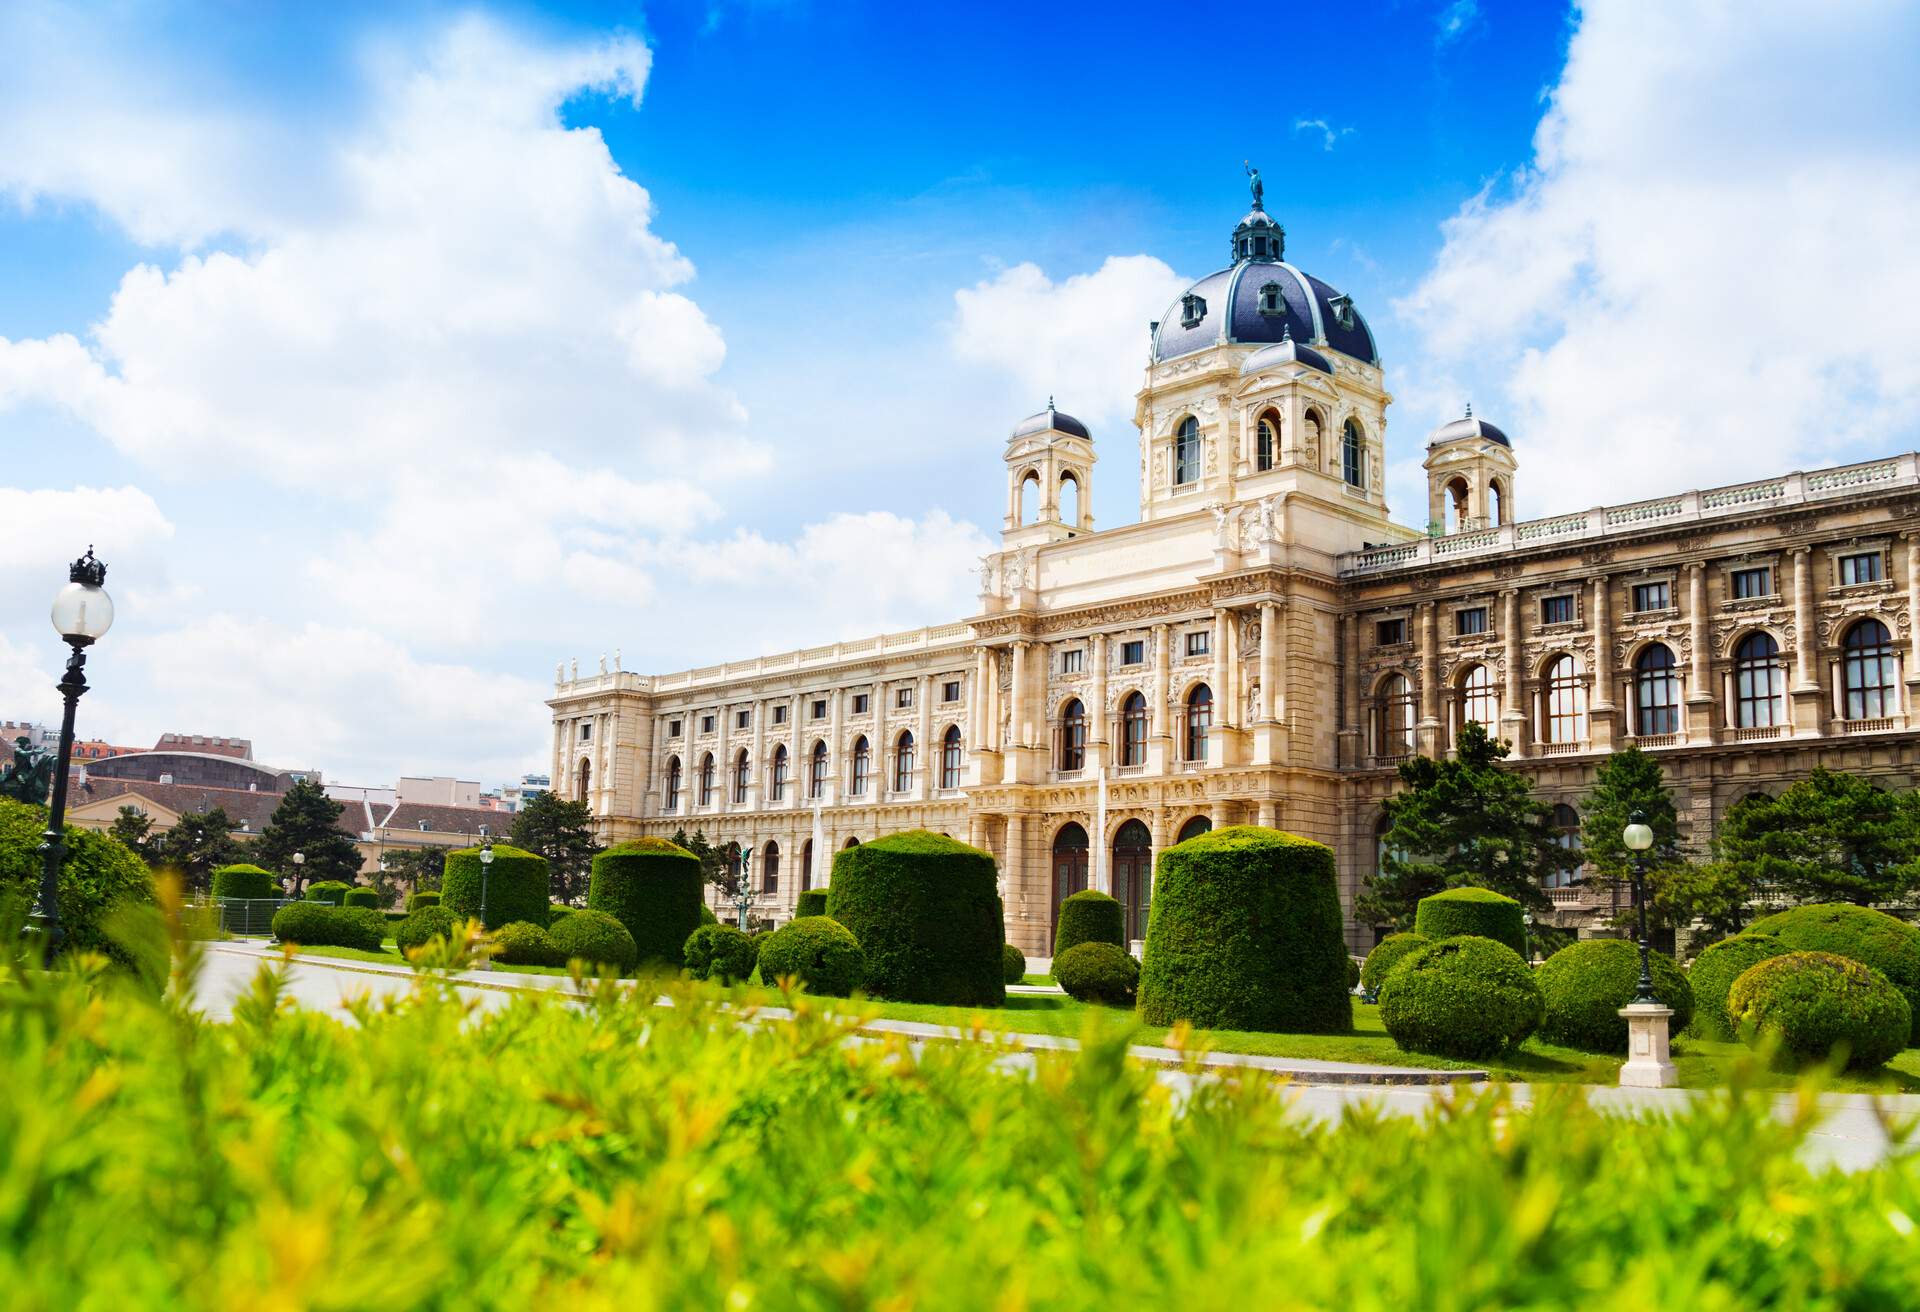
left=70, top=547, right=107, bottom=588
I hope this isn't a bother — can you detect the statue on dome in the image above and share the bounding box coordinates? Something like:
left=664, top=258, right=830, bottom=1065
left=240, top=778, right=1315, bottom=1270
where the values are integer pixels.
left=1244, top=160, right=1263, bottom=208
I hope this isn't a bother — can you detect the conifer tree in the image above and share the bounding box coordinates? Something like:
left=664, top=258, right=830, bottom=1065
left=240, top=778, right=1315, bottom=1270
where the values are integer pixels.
left=509, top=792, right=599, bottom=904
left=256, top=779, right=364, bottom=894
left=1716, top=768, right=1920, bottom=905
left=155, top=806, right=245, bottom=893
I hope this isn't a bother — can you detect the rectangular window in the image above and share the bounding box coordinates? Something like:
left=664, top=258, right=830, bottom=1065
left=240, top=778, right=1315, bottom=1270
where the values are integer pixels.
left=700, top=714, right=715, bottom=734
left=579, top=723, right=592, bottom=741
left=1060, top=649, right=1084, bottom=674
left=1376, top=618, right=1406, bottom=647
left=668, top=719, right=682, bottom=738
left=1455, top=607, right=1488, bottom=636
left=1185, top=631, right=1210, bottom=657
left=896, top=687, right=913, bottom=708
left=852, top=694, right=870, bottom=714
left=1120, top=640, right=1144, bottom=666
left=811, top=699, right=827, bottom=720
left=736, top=710, right=751, bottom=730
left=1540, top=595, right=1574, bottom=625
left=1731, top=567, right=1773, bottom=599
left=1839, top=552, right=1884, bottom=585
left=1631, top=581, right=1670, bottom=612
left=772, top=705, right=787, bottom=725
left=942, top=680, right=961, bottom=702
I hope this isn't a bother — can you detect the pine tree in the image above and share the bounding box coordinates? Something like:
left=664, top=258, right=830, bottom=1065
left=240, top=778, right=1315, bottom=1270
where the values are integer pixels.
left=155, top=807, right=245, bottom=893
left=671, top=827, right=732, bottom=893
left=256, top=779, right=365, bottom=894
left=1359, top=721, right=1574, bottom=930
left=382, top=847, right=446, bottom=894
left=108, top=805, right=158, bottom=863
left=1716, top=768, right=1920, bottom=905
left=1578, top=746, right=1682, bottom=890
left=509, top=792, right=599, bottom=904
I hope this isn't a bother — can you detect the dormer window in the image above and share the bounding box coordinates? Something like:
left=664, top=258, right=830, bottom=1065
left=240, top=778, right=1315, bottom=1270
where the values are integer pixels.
left=1258, top=281, right=1284, bottom=316
left=1180, top=294, right=1206, bottom=329
left=1329, top=293, right=1356, bottom=331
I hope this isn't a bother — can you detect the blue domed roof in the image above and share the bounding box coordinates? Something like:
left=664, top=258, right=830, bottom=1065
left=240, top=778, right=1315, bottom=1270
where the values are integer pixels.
left=1428, top=411, right=1511, bottom=448
left=1152, top=260, right=1378, bottom=366
left=1010, top=404, right=1089, bottom=440
left=1239, top=332, right=1333, bottom=377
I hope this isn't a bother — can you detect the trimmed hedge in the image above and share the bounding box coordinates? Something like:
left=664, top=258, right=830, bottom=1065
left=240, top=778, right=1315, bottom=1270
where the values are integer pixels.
left=1535, top=939, right=1693, bottom=1052
left=1346, top=956, right=1361, bottom=990
left=1745, top=904, right=1920, bottom=1045
left=825, top=831, right=1004, bottom=1006
left=1003, top=943, right=1027, bottom=985
left=699, top=903, right=718, bottom=925
left=795, top=889, right=829, bottom=919
left=270, top=902, right=385, bottom=953
left=1688, top=934, right=1791, bottom=1040
left=392, top=907, right=460, bottom=955
left=587, top=837, right=703, bottom=968
left=757, top=916, right=865, bottom=997
left=405, top=891, right=441, bottom=913
left=1728, top=951, right=1912, bottom=1071
left=343, top=888, right=379, bottom=909
left=1378, top=936, right=1544, bottom=1060
left=493, top=920, right=564, bottom=968
left=1361, top=932, right=1432, bottom=997
left=550, top=908, right=637, bottom=972
left=548, top=904, right=574, bottom=924
left=210, top=864, right=277, bottom=900
left=442, top=845, right=549, bottom=931
left=1053, top=942, right=1139, bottom=1007
left=1138, top=826, right=1350, bottom=1034
left=1053, top=890, right=1124, bottom=959
left=1413, top=888, right=1526, bottom=957
left=304, top=880, right=352, bottom=906
left=684, top=923, right=759, bottom=983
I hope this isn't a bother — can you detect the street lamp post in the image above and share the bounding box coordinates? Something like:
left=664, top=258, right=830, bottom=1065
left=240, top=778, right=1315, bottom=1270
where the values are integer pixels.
left=1623, top=808, right=1657, bottom=1005
left=479, top=839, right=495, bottom=927
left=1521, top=910, right=1535, bottom=965
left=290, top=850, right=305, bottom=896
left=34, top=548, right=114, bottom=952
left=1616, top=806, right=1676, bottom=1087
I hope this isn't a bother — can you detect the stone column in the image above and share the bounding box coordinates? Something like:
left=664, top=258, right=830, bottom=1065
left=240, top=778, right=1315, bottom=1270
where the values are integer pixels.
left=1150, top=623, right=1172, bottom=770
left=916, top=673, right=933, bottom=798
left=1789, top=546, right=1824, bottom=735
left=1212, top=609, right=1230, bottom=723
left=1005, top=812, right=1033, bottom=954
left=1008, top=640, right=1027, bottom=748
left=1338, top=611, right=1362, bottom=768
left=1500, top=590, right=1528, bottom=754
left=1589, top=574, right=1616, bottom=750
left=1415, top=602, right=1441, bottom=757
left=1090, top=632, right=1110, bottom=759
left=971, top=647, right=991, bottom=752
left=1686, top=562, right=1715, bottom=742
left=827, top=685, right=843, bottom=804
left=1259, top=602, right=1279, bottom=722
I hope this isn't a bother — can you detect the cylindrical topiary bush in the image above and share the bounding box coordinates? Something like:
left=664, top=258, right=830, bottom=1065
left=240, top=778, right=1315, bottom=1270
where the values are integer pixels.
left=1413, top=888, right=1527, bottom=957
left=1003, top=943, right=1027, bottom=985
left=824, top=830, right=1003, bottom=1006
left=1053, top=941, right=1140, bottom=1007
left=757, top=916, right=865, bottom=998
left=586, top=837, right=703, bottom=969
left=405, top=890, right=441, bottom=913
left=393, top=906, right=460, bottom=955
left=270, top=902, right=386, bottom=953
left=1534, top=938, right=1693, bottom=1052
left=441, top=844, right=549, bottom=931
left=1688, top=933, right=1791, bottom=1040
left=1727, top=951, right=1912, bottom=1071
left=493, top=920, right=564, bottom=967
left=343, top=887, right=379, bottom=909
left=1138, top=826, right=1350, bottom=1034
left=1378, top=935, right=1544, bottom=1060
left=304, top=880, right=352, bottom=906
left=795, top=889, right=829, bottom=919
left=684, top=923, right=759, bottom=983
left=211, top=864, right=277, bottom=900
left=550, top=908, right=638, bottom=972
left=1053, top=889, right=1125, bottom=959
left=1361, top=932, right=1432, bottom=998
left=1745, top=904, right=1920, bottom=1045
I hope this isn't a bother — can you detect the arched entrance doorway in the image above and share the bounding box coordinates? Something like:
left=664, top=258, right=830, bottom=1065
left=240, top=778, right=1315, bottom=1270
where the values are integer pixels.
left=1050, top=822, right=1090, bottom=944
left=1112, top=819, right=1152, bottom=944
left=1177, top=815, right=1211, bottom=843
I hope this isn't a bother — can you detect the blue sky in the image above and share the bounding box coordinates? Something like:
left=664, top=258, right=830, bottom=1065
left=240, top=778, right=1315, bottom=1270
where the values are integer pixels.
left=4, top=0, right=1918, bottom=787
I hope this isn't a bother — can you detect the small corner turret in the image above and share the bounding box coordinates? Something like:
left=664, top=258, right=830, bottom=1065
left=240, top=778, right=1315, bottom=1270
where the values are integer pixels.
left=1003, top=399, right=1096, bottom=547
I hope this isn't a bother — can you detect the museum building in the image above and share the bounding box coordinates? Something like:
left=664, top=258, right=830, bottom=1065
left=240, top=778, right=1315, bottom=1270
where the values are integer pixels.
left=548, top=187, right=1920, bottom=954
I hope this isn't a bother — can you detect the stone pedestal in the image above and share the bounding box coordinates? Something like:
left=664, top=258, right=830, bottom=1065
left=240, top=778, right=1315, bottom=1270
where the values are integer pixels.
left=1617, top=1002, right=1679, bottom=1088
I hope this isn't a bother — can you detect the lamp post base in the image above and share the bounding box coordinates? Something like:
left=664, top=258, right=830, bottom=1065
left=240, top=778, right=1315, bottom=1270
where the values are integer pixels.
left=1617, top=1002, right=1679, bottom=1088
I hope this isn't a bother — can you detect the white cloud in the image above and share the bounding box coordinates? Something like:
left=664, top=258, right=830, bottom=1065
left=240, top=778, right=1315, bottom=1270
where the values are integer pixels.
left=951, top=255, right=1187, bottom=429
left=1397, top=0, right=1920, bottom=514
left=1293, top=118, right=1354, bottom=152
left=1436, top=1, right=1481, bottom=47
left=0, top=485, right=176, bottom=617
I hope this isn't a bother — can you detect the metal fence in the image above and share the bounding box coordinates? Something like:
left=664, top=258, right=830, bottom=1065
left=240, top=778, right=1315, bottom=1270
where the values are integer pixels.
left=202, top=897, right=299, bottom=936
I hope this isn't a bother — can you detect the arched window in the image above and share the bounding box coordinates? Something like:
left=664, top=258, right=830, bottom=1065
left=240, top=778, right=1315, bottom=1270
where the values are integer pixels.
left=1059, top=472, right=1079, bottom=526
left=1635, top=644, right=1680, bottom=736
left=1256, top=412, right=1278, bottom=472
left=1547, top=802, right=1581, bottom=889
left=1175, top=417, right=1201, bottom=486
left=1182, top=683, right=1213, bottom=761
left=769, top=744, right=789, bottom=802
left=1304, top=407, right=1323, bottom=461
left=1734, top=632, right=1784, bottom=728
left=1489, top=478, right=1506, bottom=527
left=940, top=725, right=963, bottom=789
left=1842, top=619, right=1898, bottom=720
left=1177, top=815, right=1211, bottom=843
left=576, top=756, right=591, bottom=802
left=843, top=836, right=860, bottom=849
left=1113, top=819, right=1152, bottom=943
left=762, top=841, right=779, bottom=894
left=808, top=740, right=828, bottom=799
left=698, top=753, right=715, bottom=807
left=1020, top=470, right=1039, bottom=524
left=1051, top=822, right=1090, bottom=941
left=1375, top=674, right=1414, bottom=758
left=849, top=736, right=870, bottom=796
left=732, top=749, right=750, bottom=804
left=665, top=756, right=682, bottom=811
left=1342, top=418, right=1364, bottom=488
left=800, top=839, right=813, bottom=891
left=1122, top=691, right=1148, bottom=766
left=1544, top=655, right=1586, bottom=744
left=1059, top=698, right=1086, bottom=772
left=1445, top=477, right=1470, bottom=533
left=893, top=731, right=915, bottom=793
left=1459, top=663, right=1497, bottom=730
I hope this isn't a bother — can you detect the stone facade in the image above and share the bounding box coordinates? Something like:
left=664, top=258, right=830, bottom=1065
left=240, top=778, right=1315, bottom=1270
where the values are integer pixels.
left=548, top=197, right=1920, bottom=954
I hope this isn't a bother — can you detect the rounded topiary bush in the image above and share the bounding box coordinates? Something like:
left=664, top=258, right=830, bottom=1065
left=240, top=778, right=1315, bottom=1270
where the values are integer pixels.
left=270, top=902, right=385, bottom=952
left=441, top=844, right=549, bottom=931
left=550, top=907, right=638, bottom=972
left=1053, top=889, right=1125, bottom=959
left=1003, top=943, right=1027, bottom=985
left=1378, top=936, right=1544, bottom=1060
left=825, top=830, right=1003, bottom=1006
left=393, top=907, right=460, bottom=955
left=493, top=920, right=564, bottom=967
left=1346, top=956, right=1361, bottom=990
left=343, top=887, right=379, bottom=909
left=1727, top=951, right=1912, bottom=1071
left=587, top=836, right=703, bottom=968
left=757, top=916, right=865, bottom=998
left=548, top=904, right=574, bottom=924
left=1413, top=888, right=1527, bottom=957
left=1688, top=933, right=1791, bottom=1040
left=0, top=798, right=155, bottom=962
left=699, top=903, right=718, bottom=925
left=405, top=890, right=441, bottom=913
left=210, top=864, right=277, bottom=900
left=795, top=889, right=829, bottom=919
left=1137, top=826, right=1350, bottom=1034
left=1745, top=904, right=1920, bottom=1045
left=304, top=880, right=352, bottom=906
left=1534, top=939, right=1693, bottom=1052
left=1053, top=942, right=1140, bottom=1007
left=1361, top=932, right=1432, bottom=997
left=684, top=923, right=758, bottom=983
